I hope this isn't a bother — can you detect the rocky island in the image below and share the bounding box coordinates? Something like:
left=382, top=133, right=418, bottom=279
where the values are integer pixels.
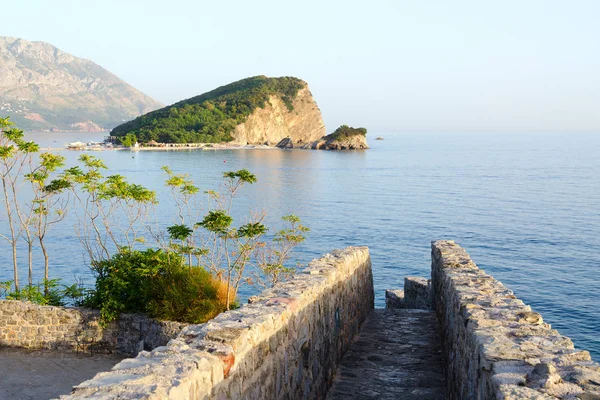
left=111, top=75, right=326, bottom=146
left=0, top=37, right=162, bottom=132
left=278, top=125, right=369, bottom=150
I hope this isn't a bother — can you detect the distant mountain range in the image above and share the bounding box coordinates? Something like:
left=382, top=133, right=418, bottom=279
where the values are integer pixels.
left=0, top=37, right=163, bottom=132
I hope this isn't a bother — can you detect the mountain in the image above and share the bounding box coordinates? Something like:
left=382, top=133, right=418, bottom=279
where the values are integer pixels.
left=0, top=37, right=163, bottom=131
left=111, top=76, right=326, bottom=145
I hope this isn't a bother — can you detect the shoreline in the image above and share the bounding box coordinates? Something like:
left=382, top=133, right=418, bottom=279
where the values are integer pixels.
left=39, top=143, right=278, bottom=152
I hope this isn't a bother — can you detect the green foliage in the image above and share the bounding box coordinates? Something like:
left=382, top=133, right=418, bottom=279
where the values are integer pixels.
left=5, top=279, right=80, bottom=306
left=255, top=214, right=310, bottom=287
left=62, top=154, right=156, bottom=264
left=197, top=210, right=233, bottom=234
left=223, top=169, right=257, bottom=184
left=167, top=224, right=193, bottom=241
left=118, top=133, right=138, bottom=147
left=146, top=265, right=226, bottom=323
left=84, top=248, right=225, bottom=324
left=84, top=248, right=168, bottom=323
left=0, top=281, right=12, bottom=298
left=330, top=125, right=368, bottom=141
left=237, top=222, right=267, bottom=238
left=110, top=76, right=305, bottom=144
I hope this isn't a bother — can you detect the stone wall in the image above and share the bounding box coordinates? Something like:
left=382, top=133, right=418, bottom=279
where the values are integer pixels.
left=404, top=276, right=431, bottom=309
left=62, top=246, right=373, bottom=399
left=0, top=300, right=186, bottom=355
left=385, top=277, right=431, bottom=310
left=385, top=289, right=405, bottom=308
left=431, top=240, right=600, bottom=399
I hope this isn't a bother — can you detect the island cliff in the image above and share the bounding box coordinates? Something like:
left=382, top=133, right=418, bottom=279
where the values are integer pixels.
left=111, top=76, right=326, bottom=146
left=231, top=85, right=325, bottom=146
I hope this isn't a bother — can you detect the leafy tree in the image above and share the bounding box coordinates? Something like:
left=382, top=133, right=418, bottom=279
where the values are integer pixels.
left=254, top=215, right=309, bottom=288
left=63, top=155, right=156, bottom=266
left=26, top=152, right=70, bottom=294
left=0, top=117, right=39, bottom=292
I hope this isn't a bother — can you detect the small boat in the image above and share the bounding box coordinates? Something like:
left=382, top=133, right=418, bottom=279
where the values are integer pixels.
left=375, top=137, right=384, bottom=140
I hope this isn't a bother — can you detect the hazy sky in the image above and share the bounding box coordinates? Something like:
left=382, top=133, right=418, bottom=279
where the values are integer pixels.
left=4, top=0, right=600, bottom=132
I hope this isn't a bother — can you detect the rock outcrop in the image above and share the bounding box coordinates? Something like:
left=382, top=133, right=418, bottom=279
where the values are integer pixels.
left=301, top=133, right=369, bottom=150
left=0, top=36, right=163, bottom=131
left=231, top=86, right=325, bottom=146
left=277, top=125, right=369, bottom=150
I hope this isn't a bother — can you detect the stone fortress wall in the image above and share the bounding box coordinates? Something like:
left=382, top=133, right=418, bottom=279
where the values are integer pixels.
left=392, top=240, right=600, bottom=399
left=2, top=242, right=599, bottom=399
left=0, top=300, right=186, bottom=355
left=61, top=246, right=373, bottom=399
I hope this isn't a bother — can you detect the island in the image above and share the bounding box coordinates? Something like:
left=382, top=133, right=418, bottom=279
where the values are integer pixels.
left=110, top=76, right=326, bottom=147
left=278, top=125, right=369, bottom=150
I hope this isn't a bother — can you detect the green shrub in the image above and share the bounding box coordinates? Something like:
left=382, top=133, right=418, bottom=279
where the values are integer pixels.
left=84, top=248, right=226, bottom=324
left=146, top=265, right=226, bottom=323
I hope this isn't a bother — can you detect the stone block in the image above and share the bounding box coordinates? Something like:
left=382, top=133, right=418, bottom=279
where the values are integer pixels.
left=404, top=276, right=432, bottom=309
left=385, top=289, right=405, bottom=309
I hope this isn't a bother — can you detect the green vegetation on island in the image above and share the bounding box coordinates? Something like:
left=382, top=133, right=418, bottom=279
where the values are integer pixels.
left=111, top=76, right=306, bottom=144
left=330, top=125, right=367, bottom=141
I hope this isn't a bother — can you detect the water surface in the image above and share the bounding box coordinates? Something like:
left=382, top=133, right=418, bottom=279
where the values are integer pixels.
left=2, top=131, right=599, bottom=360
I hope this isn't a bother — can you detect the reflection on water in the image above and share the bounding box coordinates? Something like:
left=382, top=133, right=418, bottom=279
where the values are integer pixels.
left=2, top=131, right=599, bottom=360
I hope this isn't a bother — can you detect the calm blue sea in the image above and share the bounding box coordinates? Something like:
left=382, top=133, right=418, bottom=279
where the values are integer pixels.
left=2, top=131, right=599, bottom=360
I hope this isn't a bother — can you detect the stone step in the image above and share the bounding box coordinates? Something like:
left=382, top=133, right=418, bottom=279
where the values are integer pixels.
left=327, top=309, right=445, bottom=399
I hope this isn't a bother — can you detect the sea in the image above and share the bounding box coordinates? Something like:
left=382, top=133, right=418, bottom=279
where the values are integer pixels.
left=1, top=131, right=599, bottom=360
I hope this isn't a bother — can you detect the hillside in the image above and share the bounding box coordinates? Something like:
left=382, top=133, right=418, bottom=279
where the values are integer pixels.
left=111, top=76, right=326, bottom=145
left=0, top=37, right=163, bottom=131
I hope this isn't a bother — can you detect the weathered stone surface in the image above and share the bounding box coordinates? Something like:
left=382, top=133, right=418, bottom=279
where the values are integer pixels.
left=431, top=240, right=600, bottom=400
left=404, top=276, right=432, bottom=309
left=327, top=309, right=445, bottom=399
left=385, top=289, right=405, bottom=309
left=61, top=247, right=373, bottom=399
left=0, top=300, right=186, bottom=355
left=231, top=86, right=326, bottom=146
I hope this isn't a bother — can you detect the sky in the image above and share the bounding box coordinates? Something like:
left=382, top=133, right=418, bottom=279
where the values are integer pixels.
left=3, top=0, right=600, bottom=133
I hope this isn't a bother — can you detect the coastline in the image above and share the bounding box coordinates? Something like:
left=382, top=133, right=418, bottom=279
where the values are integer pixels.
left=39, top=143, right=278, bottom=152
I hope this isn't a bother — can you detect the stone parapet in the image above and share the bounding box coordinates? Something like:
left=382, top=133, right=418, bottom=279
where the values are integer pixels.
left=385, top=289, right=405, bottom=309
left=404, top=276, right=431, bottom=309
left=0, top=300, right=186, bottom=355
left=62, top=246, right=373, bottom=399
left=431, top=240, right=600, bottom=399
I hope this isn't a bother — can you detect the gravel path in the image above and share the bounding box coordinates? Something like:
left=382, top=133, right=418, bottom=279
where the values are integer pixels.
left=0, top=348, right=122, bottom=400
